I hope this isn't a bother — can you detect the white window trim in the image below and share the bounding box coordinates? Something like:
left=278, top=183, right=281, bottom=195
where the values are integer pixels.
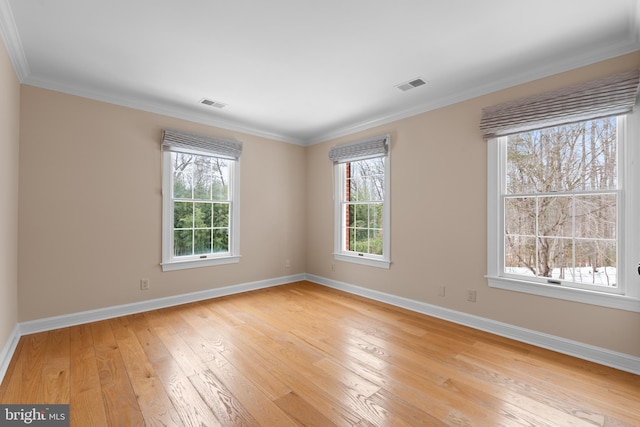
left=161, top=151, right=241, bottom=271
left=487, top=113, right=640, bottom=312
left=333, top=150, right=391, bottom=269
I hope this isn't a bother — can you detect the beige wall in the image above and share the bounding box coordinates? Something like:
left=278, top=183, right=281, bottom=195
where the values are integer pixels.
left=306, top=52, right=640, bottom=357
left=0, top=37, right=20, bottom=351
left=18, top=86, right=307, bottom=321
left=10, top=50, right=640, bottom=359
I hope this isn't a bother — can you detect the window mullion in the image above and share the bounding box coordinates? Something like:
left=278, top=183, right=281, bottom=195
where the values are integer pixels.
left=535, top=196, right=539, bottom=278
left=571, top=194, right=576, bottom=284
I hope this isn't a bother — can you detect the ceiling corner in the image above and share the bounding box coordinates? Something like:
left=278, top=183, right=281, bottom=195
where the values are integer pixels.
left=0, top=0, right=29, bottom=81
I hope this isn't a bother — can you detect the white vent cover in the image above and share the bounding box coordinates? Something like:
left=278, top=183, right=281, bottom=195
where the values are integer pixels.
left=199, top=98, right=227, bottom=108
left=396, top=77, right=427, bottom=92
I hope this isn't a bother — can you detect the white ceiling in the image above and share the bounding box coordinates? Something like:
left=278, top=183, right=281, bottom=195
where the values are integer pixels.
left=1, top=0, right=639, bottom=145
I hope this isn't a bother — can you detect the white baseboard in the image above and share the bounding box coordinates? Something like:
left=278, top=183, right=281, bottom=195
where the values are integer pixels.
left=305, top=274, right=640, bottom=376
left=0, top=273, right=305, bottom=386
left=19, top=274, right=306, bottom=336
left=1, top=272, right=637, bottom=387
left=0, top=324, right=20, bottom=384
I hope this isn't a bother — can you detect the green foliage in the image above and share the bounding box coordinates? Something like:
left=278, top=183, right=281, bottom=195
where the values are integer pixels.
left=173, top=201, right=230, bottom=257
left=345, top=157, right=385, bottom=255
left=171, top=152, right=231, bottom=257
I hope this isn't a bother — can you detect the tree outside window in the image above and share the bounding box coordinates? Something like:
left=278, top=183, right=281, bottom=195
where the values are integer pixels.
left=504, top=117, right=618, bottom=288
left=344, top=158, right=385, bottom=255
left=171, top=152, right=231, bottom=258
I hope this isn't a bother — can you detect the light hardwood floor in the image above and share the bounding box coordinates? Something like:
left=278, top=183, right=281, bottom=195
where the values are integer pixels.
left=0, top=281, right=638, bottom=426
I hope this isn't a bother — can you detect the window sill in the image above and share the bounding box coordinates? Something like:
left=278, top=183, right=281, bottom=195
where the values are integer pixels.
left=487, top=275, right=640, bottom=312
left=333, top=253, right=391, bottom=269
left=161, top=255, right=240, bottom=272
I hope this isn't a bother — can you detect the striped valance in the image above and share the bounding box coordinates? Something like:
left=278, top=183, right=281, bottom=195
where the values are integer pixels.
left=328, top=135, right=389, bottom=163
left=162, top=128, right=243, bottom=160
left=480, top=69, right=640, bottom=139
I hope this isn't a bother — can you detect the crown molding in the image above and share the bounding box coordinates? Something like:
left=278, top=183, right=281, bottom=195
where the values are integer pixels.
left=306, top=38, right=640, bottom=145
left=4, top=0, right=639, bottom=147
left=23, top=74, right=305, bottom=145
left=0, top=0, right=29, bottom=81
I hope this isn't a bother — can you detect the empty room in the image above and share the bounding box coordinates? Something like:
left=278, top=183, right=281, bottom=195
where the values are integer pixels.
left=1, top=0, right=639, bottom=425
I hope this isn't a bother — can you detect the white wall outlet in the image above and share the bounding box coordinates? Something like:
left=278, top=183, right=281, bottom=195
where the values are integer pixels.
left=437, top=286, right=446, bottom=297
left=140, top=278, right=150, bottom=290
left=467, top=289, right=477, bottom=302
left=284, top=259, right=291, bottom=268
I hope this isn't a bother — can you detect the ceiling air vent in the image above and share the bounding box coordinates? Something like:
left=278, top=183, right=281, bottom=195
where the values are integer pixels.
left=396, top=77, right=427, bottom=92
left=199, top=98, right=227, bottom=109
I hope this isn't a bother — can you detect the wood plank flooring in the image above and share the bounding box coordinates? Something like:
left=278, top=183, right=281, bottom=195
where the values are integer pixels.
left=1, top=281, right=638, bottom=426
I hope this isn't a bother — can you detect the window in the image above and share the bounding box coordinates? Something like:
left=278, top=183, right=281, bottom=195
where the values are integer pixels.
left=330, top=135, right=390, bottom=268
left=504, top=117, right=620, bottom=289
left=161, top=129, right=241, bottom=271
left=483, top=71, right=640, bottom=311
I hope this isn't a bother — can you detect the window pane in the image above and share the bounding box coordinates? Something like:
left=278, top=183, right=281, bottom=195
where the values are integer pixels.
left=574, top=240, right=617, bottom=287
left=173, top=154, right=193, bottom=198
left=212, top=158, right=229, bottom=200
left=340, top=155, right=387, bottom=260
left=504, top=117, right=619, bottom=290
left=505, top=197, right=536, bottom=236
left=365, top=176, right=384, bottom=201
left=507, top=118, right=617, bottom=194
left=369, top=229, right=383, bottom=255
left=355, top=229, right=368, bottom=252
left=213, top=203, right=229, bottom=228
left=194, top=229, right=212, bottom=255
left=213, top=229, right=229, bottom=252
left=174, top=230, right=193, bottom=257
left=538, top=196, right=572, bottom=238
left=368, top=203, right=383, bottom=229
left=349, top=176, right=359, bottom=202
left=193, top=156, right=212, bottom=200
left=505, top=235, right=537, bottom=276
left=375, top=174, right=385, bottom=200
left=347, top=228, right=355, bottom=251
left=348, top=158, right=385, bottom=202
left=194, top=202, right=212, bottom=228
left=536, top=237, right=573, bottom=279
left=347, top=204, right=354, bottom=226
left=574, top=194, right=616, bottom=239
left=344, top=226, right=384, bottom=255
left=355, top=204, right=367, bottom=227
left=165, top=149, right=237, bottom=266
left=174, top=202, right=193, bottom=228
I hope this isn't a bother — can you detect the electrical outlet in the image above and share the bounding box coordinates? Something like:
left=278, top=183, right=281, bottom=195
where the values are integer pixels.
left=467, top=289, right=477, bottom=302
left=284, top=259, right=291, bottom=268
left=140, top=278, right=150, bottom=290
left=437, top=286, right=446, bottom=297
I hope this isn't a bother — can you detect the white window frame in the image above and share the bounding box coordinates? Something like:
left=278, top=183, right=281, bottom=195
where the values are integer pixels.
left=161, top=151, right=240, bottom=271
left=333, top=150, right=391, bottom=269
left=487, top=112, right=640, bottom=312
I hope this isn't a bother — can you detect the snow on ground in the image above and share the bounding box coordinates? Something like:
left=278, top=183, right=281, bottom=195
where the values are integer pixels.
left=505, top=266, right=617, bottom=287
